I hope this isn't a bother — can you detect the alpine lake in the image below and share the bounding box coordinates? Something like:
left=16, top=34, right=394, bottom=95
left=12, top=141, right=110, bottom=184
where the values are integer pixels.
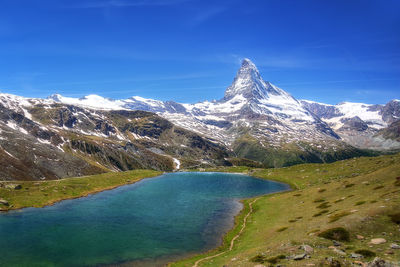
left=0, top=172, right=290, bottom=267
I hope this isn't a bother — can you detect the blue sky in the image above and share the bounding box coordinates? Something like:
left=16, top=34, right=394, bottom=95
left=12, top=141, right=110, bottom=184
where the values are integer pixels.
left=0, top=0, right=399, bottom=104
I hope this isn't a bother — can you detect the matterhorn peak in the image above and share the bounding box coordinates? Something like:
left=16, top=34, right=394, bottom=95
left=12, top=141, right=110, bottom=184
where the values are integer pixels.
left=223, top=58, right=287, bottom=101
left=241, top=58, right=258, bottom=70
left=236, top=58, right=261, bottom=81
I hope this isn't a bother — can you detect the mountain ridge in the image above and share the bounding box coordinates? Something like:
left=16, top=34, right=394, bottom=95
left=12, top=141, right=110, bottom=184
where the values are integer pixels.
left=0, top=58, right=398, bottom=180
left=41, top=59, right=399, bottom=150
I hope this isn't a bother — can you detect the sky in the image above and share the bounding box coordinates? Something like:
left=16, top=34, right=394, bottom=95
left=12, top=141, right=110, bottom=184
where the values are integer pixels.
left=0, top=0, right=399, bottom=105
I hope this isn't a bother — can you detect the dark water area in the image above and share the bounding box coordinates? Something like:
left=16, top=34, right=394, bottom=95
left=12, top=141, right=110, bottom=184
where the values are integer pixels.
left=0, top=172, right=289, bottom=267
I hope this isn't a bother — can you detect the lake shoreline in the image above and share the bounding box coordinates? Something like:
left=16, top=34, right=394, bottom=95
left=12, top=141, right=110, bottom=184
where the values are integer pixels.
left=166, top=183, right=292, bottom=267
left=0, top=170, right=292, bottom=267
left=0, top=170, right=292, bottom=213
left=0, top=170, right=162, bottom=212
left=1, top=179, right=143, bottom=212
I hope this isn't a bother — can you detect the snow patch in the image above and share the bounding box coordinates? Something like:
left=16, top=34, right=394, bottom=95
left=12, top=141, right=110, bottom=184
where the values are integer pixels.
left=336, top=102, right=386, bottom=129
left=6, top=121, right=29, bottom=135
left=38, top=138, right=51, bottom=144
left=173, top=158, right=181, bottom=170
left=49, top=94, right=126, bottom=110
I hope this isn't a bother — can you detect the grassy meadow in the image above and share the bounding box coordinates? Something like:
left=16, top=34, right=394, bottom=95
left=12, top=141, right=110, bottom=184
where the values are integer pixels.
left=1, top=153, right=399, bottom=266
left=0, top=169, right=162, bottom=211
left=172, top=153, right=400, bottom=266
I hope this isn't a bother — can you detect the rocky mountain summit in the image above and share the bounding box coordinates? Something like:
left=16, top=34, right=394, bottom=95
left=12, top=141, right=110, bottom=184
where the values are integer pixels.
left=0, top=59, right=399, bottom=180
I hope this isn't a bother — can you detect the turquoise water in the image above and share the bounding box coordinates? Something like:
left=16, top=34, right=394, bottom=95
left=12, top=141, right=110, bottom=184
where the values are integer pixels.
left=0, top=172, right=289, bottom=267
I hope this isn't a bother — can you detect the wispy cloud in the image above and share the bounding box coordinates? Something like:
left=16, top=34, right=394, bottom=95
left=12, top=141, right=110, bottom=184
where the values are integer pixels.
left=214, top=53, right=306, bottom=68
left=189, top=6, right=226, bottom=26
left=279, top=78, right=400, bottom=86
left=68, top=0, right=193, bottom=8
left=215, top=50, right=400, bottom=72
left=39, top=72, right=216, bottom=87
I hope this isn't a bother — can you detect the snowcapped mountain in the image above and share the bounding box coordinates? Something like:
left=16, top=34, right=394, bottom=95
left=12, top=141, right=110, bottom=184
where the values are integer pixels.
left=1, top=58, right=398, bottom=180
left=162, top=59, right=343, bottom=150
left=42, top=59, right=369, bottom=167
left=44, top=58, right=400, bottom=154
left=0, top=93, right=229, bottom=180
left=47, top=59, right=340, bottom=146
left=301, top=99, right=400, bottom=149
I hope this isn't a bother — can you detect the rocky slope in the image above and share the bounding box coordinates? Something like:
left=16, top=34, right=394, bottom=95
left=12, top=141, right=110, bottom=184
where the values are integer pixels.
left=0, top=94, right=228, bottom=180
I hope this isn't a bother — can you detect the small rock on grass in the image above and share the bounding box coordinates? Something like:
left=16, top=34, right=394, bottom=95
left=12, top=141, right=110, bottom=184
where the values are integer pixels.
left=369, top=238, right=386, bottom=245
left=390, top=243, right=400, bottom=249
left=357, top=235, right=365, bottom=240
left=0, top=198, right=9, bottom=206
left=4, top=184, right=21, bottom=190
left=293, top=253, right=307, bottom=260
left=301, top=244, right=314, bottom=254
left=350, top=253, right=363, bottom=259
left=333, top=240, right=342, bottom=247
left=325, top=257, right=341, bottom=267
left=331, top=247, right=346, bottom=256
left=353, top=261, right=366, bottom=266
left=367, top=257, right=386, bottom=267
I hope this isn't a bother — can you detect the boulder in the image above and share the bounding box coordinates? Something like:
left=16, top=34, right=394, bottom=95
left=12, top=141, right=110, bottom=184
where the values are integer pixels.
left=0, top=198, right=9, bottom=206
left=333, top=240, right=342, bottom=247
left=353, top=261, right=367, bottom=266
left=5, top=184, right=22, bottom=190
left=325, top=257, right=341, bottom=267
left=350, top=253, right=363, bottom=259
left=369, top=238, right=386, bottom=245
left=293, top=253, right=307, bottom=260
left=367, top=257, right=386, bottom=267
left=331, top=248, right=346, bottom=256
left=301, top=244, right=314, bottom=254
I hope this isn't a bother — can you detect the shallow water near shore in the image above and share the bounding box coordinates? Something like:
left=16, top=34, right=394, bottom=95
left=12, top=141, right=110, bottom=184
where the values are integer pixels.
left=0, top=172, right=289, bottom=267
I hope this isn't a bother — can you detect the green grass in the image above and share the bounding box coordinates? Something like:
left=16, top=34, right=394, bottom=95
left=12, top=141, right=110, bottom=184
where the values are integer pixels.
left=2, top=153, right=400, bottom=266
left=318, top=227, right=350, bottom=241
left=316, top=202, right=331, bottom=209
left=388, top=213, right=400, bottom=224
left=313, top=209, right=329, bottom=217
left=354, top=249, right=376, bottom=258
left=0, top=169, right=162, bottom=211
left=373, top=185, right=385, bottom=190
left=171, top=153, right=400, bottom=267
left=328, top=211, right=351, bottom=223
left=355, top=200, right=366, bottom=206
left=250, top=254, right=286, bottom=264
left=276, top=226, right=289, bottom=232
